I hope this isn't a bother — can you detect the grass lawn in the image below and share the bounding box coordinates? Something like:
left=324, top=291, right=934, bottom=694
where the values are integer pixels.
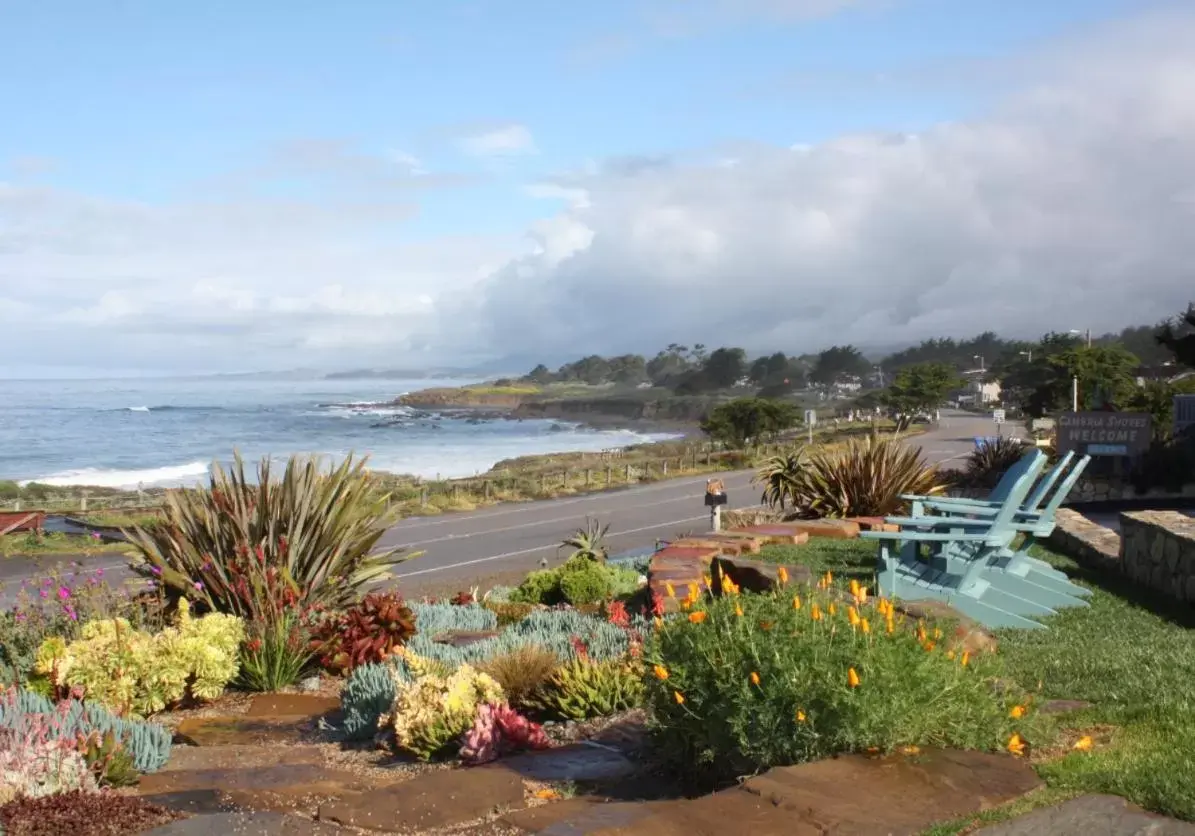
left=757, top=539, right=1195, bottom=829
left=0, top=531, right=134, bottom=558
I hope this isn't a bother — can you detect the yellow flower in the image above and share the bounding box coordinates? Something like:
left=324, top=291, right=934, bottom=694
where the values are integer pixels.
left=885, top=616, right=895, bottom=635
left=810, top=604, right=823, bottom=621
left=750, top=671, right=761, bottom=686
left=825, top=571, right=834, bottom=585
left=687, top=582, right=699, bottom=600
left=795, top=709, right=807, bottom=723
left=828, top=602, right=838, bottom=616
left=534, top=788, right=560, bottom=800
left=849, top=579, right=860, bottom=595
left=916, top=623, right=927, bottom=643
left=674, top=690, right=685, bottom=705
left=653, top=616, right=664, bottom=628
left=777, top=566, right=789, bottom=585
left=680, top=599, right=692, bottom=611
left=933, top=627, right=943, bottom=640
left=1009, top=705, right=1026, bottom=719
left=688, top=611, right=707, bottom=624
left=847, top=667, right=861, bottom=688
left=653, top=664, right=669, bottom=681
left=855, top=586, right=869, bottom=605
left=860, top=618, right=871, bottom=635
left=665, top=582, right=676, bottom=599
left=1007, top=733, right=1026, bottom=756
left=946, top=650, right=956, bottom=660
left=847, top=606, right=861, bottom=627
left=1072, top=735, right=1094, bottom=752
left=703, top=574, right=712, bottom=588
left=734, top=604, right=744, bottom=618
left=900, top=745, right=921, bottom=755
left=960, top=651, right=970, bottom=667
left=792, top=594, right=802, bottom=610
left=923, top=640, right=936, bottom=652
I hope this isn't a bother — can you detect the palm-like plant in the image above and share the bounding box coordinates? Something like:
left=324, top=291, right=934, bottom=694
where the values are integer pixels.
left=964, top=437, right=1028, bottom=488
left=759, top=433, right=947, bottom=518
left=753, top=450, right=808, bottom=511
left=561, top=518, right=609, bottom=563
left=124, top=452, right=420, bottom=618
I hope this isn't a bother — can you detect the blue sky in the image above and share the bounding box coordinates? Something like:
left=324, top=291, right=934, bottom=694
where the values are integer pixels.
left=1, top=0, right=1192, bottom=376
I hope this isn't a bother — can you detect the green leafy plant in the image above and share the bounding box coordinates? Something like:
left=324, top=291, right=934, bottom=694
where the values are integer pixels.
left=382, top=659, right=504, bottom=760
left=238, top=611, right=315, bottom=692
left=756, top=433, right=947, bottom=518
left=311, top=592, right=416, bottom=676
left=559, top=561, right=613, bottom=606
left=754, top=450, right=807, bottom=511
left=645, top=584, right=1041, bottom=787
left=124, top=452, right=422, bottom=619
left=561, top=518, right=609, bottom=562
left=533, top=657, right=645, bottom=721
left=964, top=436, right=1029, bottom=488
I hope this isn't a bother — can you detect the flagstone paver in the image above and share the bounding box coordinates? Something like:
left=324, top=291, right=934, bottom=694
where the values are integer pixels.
left=974, top=794, right=1195, bottom=835
left=243, top=694, right=340, bottom=718
left=318, top=765, right=525, bottom=832
left=501, top=744, right=636, bottom=783
left=140, top=810, right=349, bottom=835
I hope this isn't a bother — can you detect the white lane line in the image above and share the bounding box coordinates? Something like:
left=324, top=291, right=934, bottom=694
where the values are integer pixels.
left=392, top=471, right=757, bottom=531
left=394, top=514, right=710, bottom=579
left=395, top=493, right=707, bottom=548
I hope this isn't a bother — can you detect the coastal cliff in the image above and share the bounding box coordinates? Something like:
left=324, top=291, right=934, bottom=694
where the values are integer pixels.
left=395, top=387, right=534, bottom=409
left=511, top=395, right=719, bottom=425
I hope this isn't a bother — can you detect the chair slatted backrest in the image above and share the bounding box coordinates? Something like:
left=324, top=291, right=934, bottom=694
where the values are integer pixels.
left=1034, top=454, right=1092, bottom=520
left=988, top=449, right=1047, bottom=504
left=987, top=449, right=1047, bottom=533
left=1022, top=451, right=1075, bottom=514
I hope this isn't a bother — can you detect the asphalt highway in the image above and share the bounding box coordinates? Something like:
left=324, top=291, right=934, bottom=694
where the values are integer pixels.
left=0, top=411, right=1008, bottom=606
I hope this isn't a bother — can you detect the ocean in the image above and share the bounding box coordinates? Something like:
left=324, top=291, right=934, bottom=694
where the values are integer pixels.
left=0, top=377, right=681, bottom=488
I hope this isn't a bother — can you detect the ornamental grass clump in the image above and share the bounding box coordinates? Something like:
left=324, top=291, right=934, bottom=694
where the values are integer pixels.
left=124, top=452, right=421, bottom=619
left=645, top=577, right=1042, bottom=786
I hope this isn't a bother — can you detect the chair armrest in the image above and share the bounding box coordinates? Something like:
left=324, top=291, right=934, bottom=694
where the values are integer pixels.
left=901, top=494, right=990, bottom=505
left=884, top=515, right=991, bottom=528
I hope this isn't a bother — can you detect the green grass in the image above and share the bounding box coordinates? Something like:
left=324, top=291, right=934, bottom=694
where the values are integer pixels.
left=755, top=538, right=1195, bottom=829
left=0, top=531, right=135, bottom=557
left=756, top=540, right=877, bottom=582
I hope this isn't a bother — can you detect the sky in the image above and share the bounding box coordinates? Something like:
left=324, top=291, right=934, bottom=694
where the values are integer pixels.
left=2, top=0, right=1194, bottom=378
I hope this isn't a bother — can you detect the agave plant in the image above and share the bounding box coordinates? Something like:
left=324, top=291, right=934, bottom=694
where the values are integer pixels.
left=753, top=449, right=807, bottom=511
left=964, top=436, right=1027, bottom=488
left=771, top=432, right=947, bottom=518
left=124, top=453, right=421, bottom=618
left=561, top=518, right=609, bottom=563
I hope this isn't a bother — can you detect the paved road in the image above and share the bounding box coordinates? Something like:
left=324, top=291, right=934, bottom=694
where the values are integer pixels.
left=0, top=411, right=1007, bottom=606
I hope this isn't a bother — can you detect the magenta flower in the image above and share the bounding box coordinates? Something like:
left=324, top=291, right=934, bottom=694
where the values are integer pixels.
left=150, top=566, right=162, bottom=576
left=39, top=589, right=48, bottom=599
left=95, top=568, right=104, bottom=577
left=57, top=587, right=71, bottom=601
left=193, top=581, right=204, bottom=591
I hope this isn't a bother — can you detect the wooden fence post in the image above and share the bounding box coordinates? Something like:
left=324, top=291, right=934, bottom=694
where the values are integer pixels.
left=662, top=460, right=668, bottom=477
left=453, top=483, right=460, bottom=500
left=585, top=469, right=591, bottom=486
left=560, top=471, right=568, bottom=489
left=606, top=466, right=612, bottom=485
left=540, top=473, right=547, bottom=493
left=420, top=487, right=428, bottom=507
left=484, top=480, right=491, bottom=500
left=625, top=463, right=632, bottom=482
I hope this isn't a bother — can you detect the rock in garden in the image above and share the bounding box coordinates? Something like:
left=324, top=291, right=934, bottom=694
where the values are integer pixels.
left=974, top=794, right=1195, bottom=835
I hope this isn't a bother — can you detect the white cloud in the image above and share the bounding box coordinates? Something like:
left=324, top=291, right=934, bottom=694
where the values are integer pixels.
left=457, top=125, right=537, bottom=158
left=5, top=9, right=1195, bottom=377
left=459, top=9, right=1195, bottom=362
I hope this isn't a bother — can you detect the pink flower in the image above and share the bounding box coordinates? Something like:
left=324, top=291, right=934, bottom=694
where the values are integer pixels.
left=150, top=565, right=162, bottom=576
left=57, top=587, right=71, bottom=601
left=39, top=589, right=49, bottom=599
left=193, top=581, right=204, bottom=591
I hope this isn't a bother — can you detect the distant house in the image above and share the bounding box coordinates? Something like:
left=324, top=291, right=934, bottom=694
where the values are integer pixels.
left=955, top=369, right=1001, bottom=405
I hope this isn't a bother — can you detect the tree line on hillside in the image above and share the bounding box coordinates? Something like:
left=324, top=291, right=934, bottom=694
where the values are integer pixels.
left=518, top=307, right=1192, bottom=400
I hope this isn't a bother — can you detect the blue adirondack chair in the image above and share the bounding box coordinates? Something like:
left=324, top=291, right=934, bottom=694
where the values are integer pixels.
left=900, top=447, right=1048, bottom=513
left=903, top=453, right=1094, bottom=597
left=885, top=454, right=1092, bottom=613
left=860, top=452, right=1053, bottom=630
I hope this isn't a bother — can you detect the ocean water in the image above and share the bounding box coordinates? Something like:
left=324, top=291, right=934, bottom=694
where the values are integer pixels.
left=0, top=377, right=681, bottom=488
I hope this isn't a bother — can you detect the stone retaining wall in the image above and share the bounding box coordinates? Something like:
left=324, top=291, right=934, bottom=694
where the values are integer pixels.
left=1048, top=509, right=1120, bottom=573
left=1067, top=476, right=1195, bottom=504
left=1049, top=508, right=1195, bottom=606
left=1120, top=511, right=1195, bottom=604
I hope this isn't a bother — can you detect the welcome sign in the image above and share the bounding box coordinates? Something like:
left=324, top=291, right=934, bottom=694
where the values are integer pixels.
left=1056, top=412, right=1152, bottom=457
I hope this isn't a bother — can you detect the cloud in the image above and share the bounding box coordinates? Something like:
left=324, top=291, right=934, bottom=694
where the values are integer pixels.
left=462, top=9, right=1195, bottom=364
left=456, top=124, right=538, bottom=157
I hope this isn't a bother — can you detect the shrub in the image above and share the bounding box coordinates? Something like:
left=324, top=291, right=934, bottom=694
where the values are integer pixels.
left=382, top=661, right=504, bottom=760
left=459, top=703, right=550, bottom=765
left=0, top=790, right=185, bottom=836
left=965, top=437, right=1028, bottom=488
left=238, top=611, right=315, bottom=692
left=755, top=433, right=947, bottom=518
left=645, top=583, right=1040, bottom=786
left=483, top=601, right=536, bottom=627
left=33, top=599, right=243, bottom=716
left=478, top=645, right=561, bottom=709
left=410, top=602, right=497, bottom=636
left=0, top=689, right=171, bottom=775
left=509, top=570, right=564, bottom=605
left=124, top=453, right=420, bottom=619
left=311, top=592, right=416, bottom=675
left=607, top=565, right=644, bottom=599
left=559, top=562, right=612, bottom=606
left=533, top=657, right=645, bottom=721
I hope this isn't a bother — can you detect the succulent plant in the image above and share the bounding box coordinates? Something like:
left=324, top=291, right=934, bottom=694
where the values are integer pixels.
left=533, top=657, right=645, bottom=721
left=381, top=663, right=504, bottom=761
left=311, top=592, right=417, bottom=675
left=459, top=702, right=549, bottom=765
left=0, top=688, right=171, bottom=775
left=339, top=662, right=403, bottom=742
left=410, top=602, right=498, bottom=636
